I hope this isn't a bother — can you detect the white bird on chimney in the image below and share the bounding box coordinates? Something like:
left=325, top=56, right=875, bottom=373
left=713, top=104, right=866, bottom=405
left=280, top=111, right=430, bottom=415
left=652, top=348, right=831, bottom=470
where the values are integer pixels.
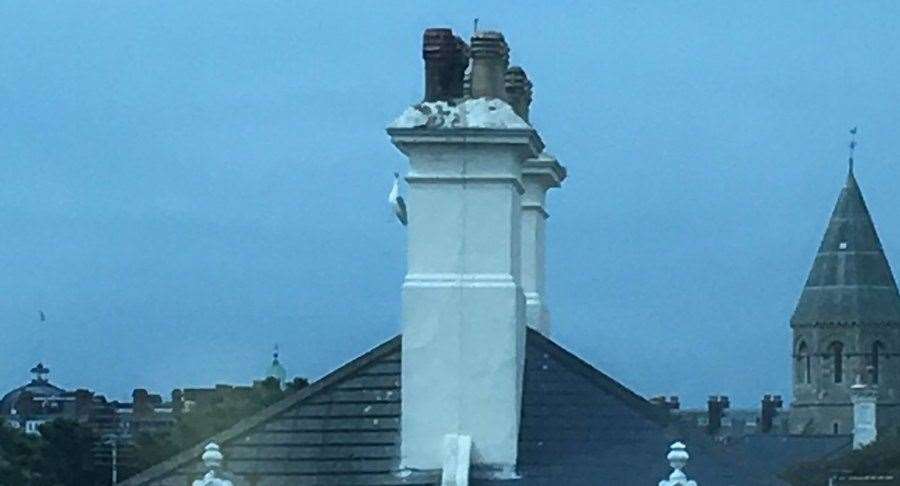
left=389, top=172, right=407, bottom=226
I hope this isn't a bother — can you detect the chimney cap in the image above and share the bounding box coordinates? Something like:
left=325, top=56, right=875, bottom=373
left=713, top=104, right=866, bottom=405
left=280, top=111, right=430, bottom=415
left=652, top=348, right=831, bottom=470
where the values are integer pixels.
left=470, top=30, right=508, bottom=59
left=423, top=28, right=458, bottom=60
left=505, top=66, right=531, bottom=88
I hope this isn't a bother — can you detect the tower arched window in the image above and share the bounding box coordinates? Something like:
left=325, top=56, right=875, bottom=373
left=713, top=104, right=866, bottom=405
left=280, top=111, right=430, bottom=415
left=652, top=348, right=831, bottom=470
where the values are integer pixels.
left=871, top=341, right=885, bottom=384
left=829, top=342, right=844, bottom=384
left=797, top=341, right=811, bottom=384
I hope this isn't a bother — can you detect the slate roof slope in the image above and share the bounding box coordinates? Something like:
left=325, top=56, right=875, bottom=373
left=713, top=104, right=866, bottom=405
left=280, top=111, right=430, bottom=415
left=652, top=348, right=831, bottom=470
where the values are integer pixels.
left=124, top=330, right=796, bottom=486
left=120, top=335, right=438, bottom=486
left=793, top=169, right=900, bottom=326
left=722, top=434, right=852, bottom=481
left=474, top=331, right=773, bottom=486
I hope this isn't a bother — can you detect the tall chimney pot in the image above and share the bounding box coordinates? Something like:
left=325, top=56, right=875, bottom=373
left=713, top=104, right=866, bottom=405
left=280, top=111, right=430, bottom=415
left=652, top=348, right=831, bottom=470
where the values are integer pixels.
left=505, top=66, right=533, bottom=122
left=422, top=29, right=468, bottom=102
left=470, top=31, right=509, bottom=100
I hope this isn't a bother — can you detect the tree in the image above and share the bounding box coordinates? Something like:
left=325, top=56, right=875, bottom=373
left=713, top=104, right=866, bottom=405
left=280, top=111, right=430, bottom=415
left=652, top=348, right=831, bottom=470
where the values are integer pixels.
left=0, top=424, right=38, bottom=486
left=34, top=420, right=108, bottom=486
left=0, top=420, right=110, bottom=486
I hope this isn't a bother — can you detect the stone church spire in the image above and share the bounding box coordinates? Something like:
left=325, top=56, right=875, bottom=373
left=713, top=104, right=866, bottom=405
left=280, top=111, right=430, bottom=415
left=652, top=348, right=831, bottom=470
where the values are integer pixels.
left=791, top=167, right=900, bottom=435
left=791, top=169, right=900, bottom=327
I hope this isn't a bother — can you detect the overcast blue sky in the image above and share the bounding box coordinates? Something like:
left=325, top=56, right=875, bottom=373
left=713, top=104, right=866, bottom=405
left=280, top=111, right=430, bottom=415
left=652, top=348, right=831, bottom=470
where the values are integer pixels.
left=2, top=1, right=900, bottom=408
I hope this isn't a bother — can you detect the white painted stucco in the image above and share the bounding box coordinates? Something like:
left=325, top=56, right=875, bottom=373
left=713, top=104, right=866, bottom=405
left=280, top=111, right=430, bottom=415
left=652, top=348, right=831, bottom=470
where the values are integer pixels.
left=388, top=124, right=543, bottom=473
left=520, top=153, right=565, bottom=335
left=441, top=433, right=472, bottom=486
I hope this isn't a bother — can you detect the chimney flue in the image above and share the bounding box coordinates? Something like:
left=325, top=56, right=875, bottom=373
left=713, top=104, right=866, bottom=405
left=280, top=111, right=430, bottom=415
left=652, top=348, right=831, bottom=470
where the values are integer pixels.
left=649, top=395, right=680, bottom=411
left=505, top=66, right=532, bottom=122
left=470, top=31, right=509, bottom=100
left=706, top=395, right=730, bottom=435
left=760, top=394, right=783, bottom=433
left=422, top=29, right=468, bottom=102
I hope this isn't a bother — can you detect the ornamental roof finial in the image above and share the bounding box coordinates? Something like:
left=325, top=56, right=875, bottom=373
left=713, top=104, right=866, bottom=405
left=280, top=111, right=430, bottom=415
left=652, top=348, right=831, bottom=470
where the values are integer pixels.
left=191, top=443, right=233, bottom=486
left=30, top=363, right=50, bottom=382
left=658, top=442, right=698, bottom=486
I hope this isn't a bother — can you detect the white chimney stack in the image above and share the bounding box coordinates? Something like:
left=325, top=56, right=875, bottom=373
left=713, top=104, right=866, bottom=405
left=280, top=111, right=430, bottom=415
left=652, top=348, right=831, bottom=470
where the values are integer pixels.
left=520, top=153, right=565, bottom=335
left=851, top=382, right=877, bottom=449
left=388, top=28, right=558, bottom=475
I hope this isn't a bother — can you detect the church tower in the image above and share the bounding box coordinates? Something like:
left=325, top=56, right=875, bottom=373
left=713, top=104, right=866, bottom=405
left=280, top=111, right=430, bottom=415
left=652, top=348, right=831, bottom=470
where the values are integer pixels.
left=791, top=166, right=900, bottom=435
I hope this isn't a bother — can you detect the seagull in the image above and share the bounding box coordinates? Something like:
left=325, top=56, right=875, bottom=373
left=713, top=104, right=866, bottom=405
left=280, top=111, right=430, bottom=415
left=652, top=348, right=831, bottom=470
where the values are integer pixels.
left=389, top=172, right=407, bottom=226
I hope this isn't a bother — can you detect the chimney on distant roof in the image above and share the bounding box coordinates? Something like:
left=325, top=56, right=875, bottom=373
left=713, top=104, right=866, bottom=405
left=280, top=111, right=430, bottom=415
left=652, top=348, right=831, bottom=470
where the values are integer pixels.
left=422, top=28, right=469, bottom=102
left=74, top=389, right=93, bottom=417
left=649, top=396, right=680, bottom=411
left=760, top=394, right=783, bottom=433
left=470, top=31, right=509, bottom=100
left=706, top=395, right=730, bottom=435
left=133, top=389, right=151, bottom=417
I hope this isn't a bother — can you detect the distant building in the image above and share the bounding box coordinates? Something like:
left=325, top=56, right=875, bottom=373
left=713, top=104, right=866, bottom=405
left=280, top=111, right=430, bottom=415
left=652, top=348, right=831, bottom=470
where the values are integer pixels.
left=0, top=363, right=122, bottom=436
left=0, top=363, right=174, bottom=439
left=115, top=389, right=177, bottom=438
left=790, top=168, right=900, bottom=436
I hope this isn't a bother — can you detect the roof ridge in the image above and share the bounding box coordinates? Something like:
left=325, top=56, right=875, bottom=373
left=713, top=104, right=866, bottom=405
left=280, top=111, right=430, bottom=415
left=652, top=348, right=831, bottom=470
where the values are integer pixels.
left=119, top=334, right=401, bottom=486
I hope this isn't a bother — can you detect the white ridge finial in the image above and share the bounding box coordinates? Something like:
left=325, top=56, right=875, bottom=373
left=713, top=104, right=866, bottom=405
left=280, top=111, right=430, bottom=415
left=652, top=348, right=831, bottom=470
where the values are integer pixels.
left=658, top=442, right=698, bottom=486
left=192, top=443, right=234, bottom=486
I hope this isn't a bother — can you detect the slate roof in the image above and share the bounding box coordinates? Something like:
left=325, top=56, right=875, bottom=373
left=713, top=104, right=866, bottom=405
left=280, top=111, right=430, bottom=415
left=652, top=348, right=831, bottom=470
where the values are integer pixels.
left=721, top=434, right=852, bottom=481
left=122, top=330, right=810, bottom=486
left=792, top=169, right=900, bottom=326
left=476, top=332, right=774, bottom=486
left=120, top=335, right=424, bottom=486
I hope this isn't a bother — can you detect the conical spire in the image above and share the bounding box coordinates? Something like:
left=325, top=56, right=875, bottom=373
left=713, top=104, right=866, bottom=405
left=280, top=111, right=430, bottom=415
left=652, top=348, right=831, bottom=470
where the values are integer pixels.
left=792, top=170, right=900, bottom=326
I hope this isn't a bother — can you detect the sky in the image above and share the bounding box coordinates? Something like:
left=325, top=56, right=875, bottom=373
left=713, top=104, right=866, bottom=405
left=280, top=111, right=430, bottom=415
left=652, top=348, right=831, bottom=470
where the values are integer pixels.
left=2, top=1, right=900, bottom=409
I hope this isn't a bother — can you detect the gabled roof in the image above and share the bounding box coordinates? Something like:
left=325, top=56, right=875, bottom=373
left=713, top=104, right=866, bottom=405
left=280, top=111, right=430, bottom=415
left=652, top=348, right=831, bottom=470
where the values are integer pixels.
left=792, top=169, right=900, bottom=326
left=122, top=330, right=795, bottom=486
left=119, top=335, right=426, bottom=486
left=477, top=331, right=773, bottom=486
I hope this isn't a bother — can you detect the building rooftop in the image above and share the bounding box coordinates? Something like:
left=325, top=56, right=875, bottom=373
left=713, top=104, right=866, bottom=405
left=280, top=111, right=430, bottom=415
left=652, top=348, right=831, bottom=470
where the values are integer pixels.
left=121, top=330, right=789, bottom=486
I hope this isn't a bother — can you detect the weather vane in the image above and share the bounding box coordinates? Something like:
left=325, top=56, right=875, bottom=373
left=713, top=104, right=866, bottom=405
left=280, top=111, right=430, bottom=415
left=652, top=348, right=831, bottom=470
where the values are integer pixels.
left=848, top=126, right=858, bottom=173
